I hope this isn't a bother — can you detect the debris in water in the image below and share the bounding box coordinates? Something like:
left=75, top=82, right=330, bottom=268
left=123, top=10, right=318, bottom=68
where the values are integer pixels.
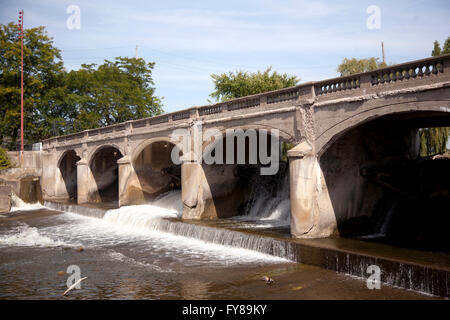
left=63, top=277, right=87, bottom=296
left=75, top=246, right=84, bottom=252
left=261, top=276, right=274, bottom=285
left=56, top=271, right=67, bottom=276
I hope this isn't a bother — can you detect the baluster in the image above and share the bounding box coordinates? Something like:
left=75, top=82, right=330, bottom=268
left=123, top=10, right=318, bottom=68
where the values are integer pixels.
left=431, top=63, right=438, bottom=74
left=411, top=67, right=417, bottom=78
left=424, top=64, right=431, bottom=76
left=404, top=68, right=411, bottom=79
left=417, top=65, right=424, bottom=77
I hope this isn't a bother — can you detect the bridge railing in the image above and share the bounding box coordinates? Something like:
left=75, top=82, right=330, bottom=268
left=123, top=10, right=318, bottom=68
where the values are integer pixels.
left=42, top=54, right=450, bottom=150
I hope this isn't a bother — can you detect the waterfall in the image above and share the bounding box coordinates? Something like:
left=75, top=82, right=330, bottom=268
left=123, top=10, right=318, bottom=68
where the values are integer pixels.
left=10, top=192, right=43, bottom=212
left=236, top=164, right=291, bottom=227
left=44, top=190, right=295, bottom=261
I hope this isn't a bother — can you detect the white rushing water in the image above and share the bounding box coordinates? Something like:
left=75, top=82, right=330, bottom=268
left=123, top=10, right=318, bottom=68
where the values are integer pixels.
left=1, top=190, right=290, bottom=266
left=9, top=192, right=44, bottom=212
left=236, top=172, right=291, bottom=228
left=0, top=223, right=68, bottom=247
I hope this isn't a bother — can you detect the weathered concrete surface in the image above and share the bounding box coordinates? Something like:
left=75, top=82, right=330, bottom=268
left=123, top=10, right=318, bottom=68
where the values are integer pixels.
left=0, top=185, right=12, bottom=213
left=288, top=141, right=337, bottom=238
left=36, top=54, right=450, bottom=238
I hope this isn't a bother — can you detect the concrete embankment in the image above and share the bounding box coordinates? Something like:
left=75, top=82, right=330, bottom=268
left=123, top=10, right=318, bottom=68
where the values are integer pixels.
left=0, top=185, right=12, bottom=213
left=43, top=200, right=450, bottom=298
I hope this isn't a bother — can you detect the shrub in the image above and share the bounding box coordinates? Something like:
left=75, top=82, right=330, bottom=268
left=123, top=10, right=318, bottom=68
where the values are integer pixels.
left=0, top=148, right=12, bottom=170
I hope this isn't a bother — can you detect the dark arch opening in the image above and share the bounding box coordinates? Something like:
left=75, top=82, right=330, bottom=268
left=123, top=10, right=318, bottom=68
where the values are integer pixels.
left=200, top=129, right=292, bottom=221
left=319, top=111, right=450, bottom=253
left=133, top=141, right=182, bottom=202
left=90, top=146, right=123, bottom=203
left=58, top=150, right=81, bottom=200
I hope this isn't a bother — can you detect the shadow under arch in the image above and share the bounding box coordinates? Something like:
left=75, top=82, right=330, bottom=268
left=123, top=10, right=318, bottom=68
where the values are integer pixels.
left=199, top=126, right=292, bottom=219
left=316, top=101, right=450, bottom=157
left=132, top=138, right=183, bottom=202
left=317, top=110, right=450, bottom=252
left=58, top=150, right=81, bottom=200
left=89, top=145, right=123, bottom=203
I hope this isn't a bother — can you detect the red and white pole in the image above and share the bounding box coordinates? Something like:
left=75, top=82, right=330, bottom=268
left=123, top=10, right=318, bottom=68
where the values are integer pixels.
left=18, top=10, right=24, bottom=166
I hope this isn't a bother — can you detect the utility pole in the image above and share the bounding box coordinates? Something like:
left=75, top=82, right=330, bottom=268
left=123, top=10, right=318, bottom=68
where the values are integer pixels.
left=18, top=9, right=24, bottom=167
left=135, top=45, right=138, bottom=59
left=381, top=41, right=386, bottom=64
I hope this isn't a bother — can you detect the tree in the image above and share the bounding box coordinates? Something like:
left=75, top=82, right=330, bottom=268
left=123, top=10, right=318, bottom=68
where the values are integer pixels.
left=209, top=67, right=299, bottom=102
left=0, top=147, right=11, bottom=170
left=68, top=57, right=163, bottom=132
left=337, top=57, right=387, bottom=76
left=420, top=127, right=449, bottom=156
left=431, top=40, right=441, bottom=57
left=419, top=37, right=450, bottom=156
left=0, top=22, right=66, bottom=148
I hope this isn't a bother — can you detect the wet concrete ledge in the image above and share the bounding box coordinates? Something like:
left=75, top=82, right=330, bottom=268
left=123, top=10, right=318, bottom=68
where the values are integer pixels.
left=44, top=200, right=449, bottom=298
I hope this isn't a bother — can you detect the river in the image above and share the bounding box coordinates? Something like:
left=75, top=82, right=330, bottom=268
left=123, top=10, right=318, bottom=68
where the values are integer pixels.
left=0, top=191, right=438, bottom=300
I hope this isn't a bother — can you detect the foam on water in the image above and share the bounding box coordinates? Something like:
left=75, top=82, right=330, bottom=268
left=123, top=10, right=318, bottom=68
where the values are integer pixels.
left=0, top=223, right=68, bottom=247
left=39, top=195, right=291, bottom=264
left=10, top=192, right=44, bottom=212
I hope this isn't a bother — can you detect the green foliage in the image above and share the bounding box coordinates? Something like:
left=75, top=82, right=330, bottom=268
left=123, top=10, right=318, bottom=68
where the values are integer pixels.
left=337, top=57, right=388, bottom=76
left=431, top=40, right=442, bottom=57
left=419, top=127, right=450, bottom=156
left=281, top=142, right=294, bottom=161
left=67, top=57, right=163, bottom=132
left=0, top=22, right=163, bottom=143
left=0, top=22, right=65, bottom=148
left=209, top=67, right=299, bottom=102
left=0, top=147, right=11, bottom=170
left=431, top=37, right=450, bottom=56
left=419, top=37, right=450, bottom=157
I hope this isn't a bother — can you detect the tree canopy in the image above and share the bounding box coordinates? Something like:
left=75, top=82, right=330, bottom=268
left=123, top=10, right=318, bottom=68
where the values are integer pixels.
left=337, top=57, right=387, bottom=76
left=0, top=22, right=163, bottom=148
left=67, top=58, right=163, bottom=132
left=0, top=22, right=65, bottom=147
left=209, top=67, right=299, bottom=102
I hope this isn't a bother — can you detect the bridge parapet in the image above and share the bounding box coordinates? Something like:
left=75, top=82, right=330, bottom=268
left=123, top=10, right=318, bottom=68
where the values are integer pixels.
left=42, top=54, right=450, bottom=151
left=314, top=54, right=450, bottom=103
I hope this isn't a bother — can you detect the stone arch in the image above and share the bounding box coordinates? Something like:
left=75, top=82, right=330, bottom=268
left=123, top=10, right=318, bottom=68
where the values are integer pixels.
left=201, top=124, right=295, bottom=153
left=316, top=100, right=450, bottom=157
left=87, top=143, right=126, bottom=164
left=131, top=136, right=184, bottom=164
left=57, top=150, right=81, bottom=200
left=88, top=145, right=124, bottom=203
left=315, top=101, right=450, bottom=250
left=122, top=137, right=183, bottom=205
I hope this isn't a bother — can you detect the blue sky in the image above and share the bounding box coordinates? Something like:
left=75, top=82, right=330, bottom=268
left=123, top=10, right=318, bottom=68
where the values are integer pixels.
left=1, top=0, right=449, bottom=113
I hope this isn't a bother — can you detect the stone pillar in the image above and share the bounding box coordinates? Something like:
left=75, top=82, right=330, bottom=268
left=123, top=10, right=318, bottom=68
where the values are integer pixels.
left=41, top=151, right=57, bottom=200
left=41, top=151, right=68, bottom=201
left=288, top=140, right=336, bottom=238
left=117, top=155, right=143, bottom=206
left=0, top=185, right=11, bottom=213
left=181, top=160, right=215, bottom=219
left=76, top=158, right=91, bottom=204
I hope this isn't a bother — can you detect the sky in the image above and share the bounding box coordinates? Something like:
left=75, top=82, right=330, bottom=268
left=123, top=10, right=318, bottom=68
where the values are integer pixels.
left=1, top=0, right=449, bottom=113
